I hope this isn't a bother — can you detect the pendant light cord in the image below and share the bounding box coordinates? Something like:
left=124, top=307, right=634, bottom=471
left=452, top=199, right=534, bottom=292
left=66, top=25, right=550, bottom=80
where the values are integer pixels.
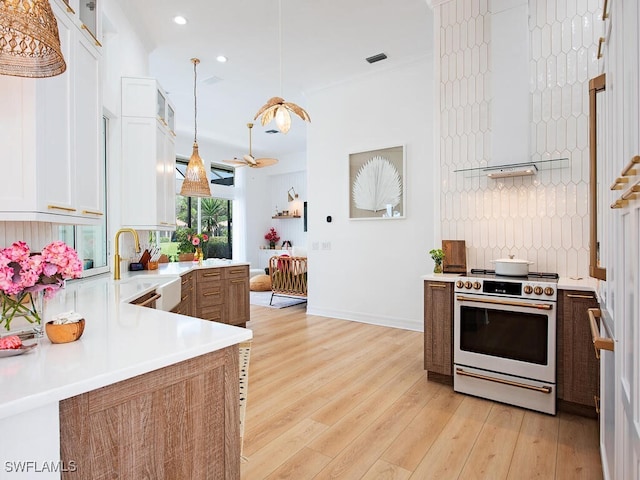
left=193, top=58, right=199, bottom=143
left=279, top=0, right=283, bottom=96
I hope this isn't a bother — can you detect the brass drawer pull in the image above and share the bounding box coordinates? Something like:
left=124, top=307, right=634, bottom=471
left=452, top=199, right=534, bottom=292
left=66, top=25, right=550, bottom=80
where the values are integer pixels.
left=81, top=24, right=102, bottom=47
left=82, top=209, right=104, bottom=216
left=588, top=308, right=614, bottom=359
left=181, top=295, right=188, bottom=302
left=428, top=283, right=447, bottom=288
left=566, top=294, right=595, bottom=299
left=229, top=268, right=246, bottom=275
left=61, top=0, right=75, bottom=14
left=48, top=204, right=77, bottom=212
left=137, top=293, right=161, bottom=308
left=602, top=0, right=609, bottom=20
left=203, top=272, right=221, bottom=278
left=597, top=37, right=605, bottom=59
left=594, top=395, right=601, bottom=414
left=203, top=290, right=221, bottom=296
left=621, top=155, right=640, bottom=177
left=456, top=368, right=552, bottom=394
left=231, top=279, right=245, bottom=284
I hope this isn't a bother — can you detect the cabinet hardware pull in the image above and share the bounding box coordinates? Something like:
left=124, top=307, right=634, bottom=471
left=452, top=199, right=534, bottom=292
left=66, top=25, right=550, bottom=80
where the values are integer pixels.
left=610, top=199, right=628, bottom=209
left=203, top=272, right=220, bottom=278
left=181, top=295, right=188, bottom=302
left=566, top=294, right=595, bottom=299
left=136, top=293, right=161, bottom=307
left=428, top=283, right=447, bottom=288
left=82, top=210, right=104, bottom=216
left=231, top=279, right=244, bottom=284
left=182, top=279, right=189, bottom=285
left=621, top=155, right=640, bottom=177
left=456, top=295, right=553, bottom=310
left=588, top=308, right=614, bottom=359
left=80, top=24, right=102, bottom=47
left=610, top=177, right=629, bottom=190
left=602, top=0, right=609, bottom=19
left=48, top=204, right=77, bottom=212
left=597, top=37, right=605, bottom=59
left=455, top=368, right=552, bottom=394
left=230, top=269, right=245, bottom=274
left=61, top=0, right=75, bottom=14
left=203, top=291, right=221, bottom=296
left=594, top=395, right=601, bottom=414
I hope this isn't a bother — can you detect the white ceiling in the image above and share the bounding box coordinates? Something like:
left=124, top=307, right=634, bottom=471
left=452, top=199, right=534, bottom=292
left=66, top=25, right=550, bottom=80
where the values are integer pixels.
left=117, top=0, right=433, bottom=161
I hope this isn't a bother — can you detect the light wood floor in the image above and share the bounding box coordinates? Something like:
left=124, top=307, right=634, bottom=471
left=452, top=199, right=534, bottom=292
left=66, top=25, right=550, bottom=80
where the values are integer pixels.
left=241, top=304, right=602, bottom=480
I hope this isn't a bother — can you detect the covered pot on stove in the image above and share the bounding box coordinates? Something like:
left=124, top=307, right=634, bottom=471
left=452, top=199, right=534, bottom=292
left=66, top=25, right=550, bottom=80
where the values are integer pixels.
left=490, top=255, right=534, bottom=276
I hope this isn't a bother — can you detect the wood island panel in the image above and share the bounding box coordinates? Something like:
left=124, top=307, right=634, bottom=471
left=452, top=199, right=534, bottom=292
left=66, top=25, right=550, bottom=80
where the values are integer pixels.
left=60, top=346, right=240, bottom=479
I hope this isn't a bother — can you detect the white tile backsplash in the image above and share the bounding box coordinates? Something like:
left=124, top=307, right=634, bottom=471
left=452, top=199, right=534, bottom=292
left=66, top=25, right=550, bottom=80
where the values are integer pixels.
left=437, top=0, right=599, bottom=277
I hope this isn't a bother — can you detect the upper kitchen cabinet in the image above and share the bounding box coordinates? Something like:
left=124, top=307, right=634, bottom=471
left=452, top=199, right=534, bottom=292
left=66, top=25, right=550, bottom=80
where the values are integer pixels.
left=121, top=77, right=177, bottom=231
left=0, top=0, right=103, bottom=225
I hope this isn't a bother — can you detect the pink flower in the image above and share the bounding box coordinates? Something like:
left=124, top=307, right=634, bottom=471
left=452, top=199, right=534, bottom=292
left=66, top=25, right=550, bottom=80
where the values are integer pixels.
left=191, top=237, right=201, bottom=246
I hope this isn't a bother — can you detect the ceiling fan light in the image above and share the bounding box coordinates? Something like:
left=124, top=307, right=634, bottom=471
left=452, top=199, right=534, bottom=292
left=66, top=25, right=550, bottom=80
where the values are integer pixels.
left=180, top=142, right=211, bottom=197
left=275, top=106, right=291, bottom=134
left=0, top=0, right=66, bottom=78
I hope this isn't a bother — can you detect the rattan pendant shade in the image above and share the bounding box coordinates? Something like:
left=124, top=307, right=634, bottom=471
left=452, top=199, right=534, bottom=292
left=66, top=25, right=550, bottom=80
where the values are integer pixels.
left=0, top=0, right=66, bottom=78
left=180, top=58, right=211, bottom=198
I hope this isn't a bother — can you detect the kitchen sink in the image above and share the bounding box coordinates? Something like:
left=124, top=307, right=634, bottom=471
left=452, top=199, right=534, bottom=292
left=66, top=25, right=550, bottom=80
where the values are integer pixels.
left=117, top=276, right=182, bottom=312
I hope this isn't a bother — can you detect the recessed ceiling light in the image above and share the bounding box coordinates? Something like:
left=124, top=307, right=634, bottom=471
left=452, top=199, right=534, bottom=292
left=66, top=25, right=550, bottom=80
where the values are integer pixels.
left=216, top=55, right=228, bottom=63
left=173, top=15, right=187, bottom=25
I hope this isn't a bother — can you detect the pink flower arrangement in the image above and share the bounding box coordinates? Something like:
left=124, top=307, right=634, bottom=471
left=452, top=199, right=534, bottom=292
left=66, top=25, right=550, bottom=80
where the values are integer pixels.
left=188, top=233, right=209, bottom=247
left=264, top=227, right=280, bottom=244
left=0, top=241, right=82, bottom=331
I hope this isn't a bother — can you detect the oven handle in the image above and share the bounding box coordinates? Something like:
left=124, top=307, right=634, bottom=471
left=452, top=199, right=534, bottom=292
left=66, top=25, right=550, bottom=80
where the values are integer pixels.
left=456, top=295, right=553, bottom=310
left=455, top=368, right=553, bottom=394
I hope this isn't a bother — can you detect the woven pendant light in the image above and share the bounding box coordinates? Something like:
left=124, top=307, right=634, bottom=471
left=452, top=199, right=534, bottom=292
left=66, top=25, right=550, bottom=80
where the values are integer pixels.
left=180, top=57, right=211, bottom=198
left=0, top=0, right=66, bottom=78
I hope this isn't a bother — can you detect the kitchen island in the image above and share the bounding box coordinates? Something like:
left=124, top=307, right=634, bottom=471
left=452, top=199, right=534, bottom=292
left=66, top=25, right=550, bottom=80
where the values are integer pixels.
left=0, top=267, right=252, bottom=479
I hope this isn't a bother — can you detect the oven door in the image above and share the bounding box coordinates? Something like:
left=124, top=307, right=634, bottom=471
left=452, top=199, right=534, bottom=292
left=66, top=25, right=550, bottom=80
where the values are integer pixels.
left=454, top=293, right=556, bottom=383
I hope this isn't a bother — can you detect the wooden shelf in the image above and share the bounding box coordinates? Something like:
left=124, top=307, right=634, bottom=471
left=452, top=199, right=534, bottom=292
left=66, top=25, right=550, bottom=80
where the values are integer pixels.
left=272, top=215, right=301, bottom=219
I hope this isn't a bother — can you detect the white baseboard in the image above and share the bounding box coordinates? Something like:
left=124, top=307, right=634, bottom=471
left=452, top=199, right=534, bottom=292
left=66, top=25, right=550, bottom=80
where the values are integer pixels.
left=305, top=306, right=423, bottom=332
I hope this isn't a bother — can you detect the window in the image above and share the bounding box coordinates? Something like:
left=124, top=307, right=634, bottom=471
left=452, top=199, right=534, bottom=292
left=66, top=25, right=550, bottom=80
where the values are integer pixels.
left=58, top=117, right=109, bottom=276
left=162, top=160, right=233, bottom=261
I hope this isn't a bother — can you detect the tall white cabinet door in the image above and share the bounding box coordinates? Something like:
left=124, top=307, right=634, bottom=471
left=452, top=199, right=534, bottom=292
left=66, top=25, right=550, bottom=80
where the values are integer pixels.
left=74, top=33, right=103, bottom=218
left=37, top=1, right=74, bottom=215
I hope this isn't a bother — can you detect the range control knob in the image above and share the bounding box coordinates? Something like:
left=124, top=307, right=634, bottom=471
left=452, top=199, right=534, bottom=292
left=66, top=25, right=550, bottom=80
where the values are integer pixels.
left=533, top=286, right=544, bottom=295
left=473, top=281, right=481, bottom=290
left=464, top=281, right=473, bottom=290
left=456, top=280, right=465, bottom=289
left=523, top=285, right=533, bottom=294
left=544, top=287, right=555, bottom=296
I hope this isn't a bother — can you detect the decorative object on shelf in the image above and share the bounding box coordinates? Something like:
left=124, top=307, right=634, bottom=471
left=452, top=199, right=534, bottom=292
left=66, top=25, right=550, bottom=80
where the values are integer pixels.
left=180, top=58, right=212, bottom=198
left=429, top=248, right=445, bottom=274
left=264, top=227, right=280, bottom=249
left=253, top=0, right=310, bottom=134
left=287, top=187, right=298, bottom=202
left=282, top=240, right=292, bottom=248
left=223, top=123, right=278, bottom=169
left=0, top=0, right=66, bottom=78
left=0, top=241, right=82, bottom=335
left=349, top=146, right=405, bottom=219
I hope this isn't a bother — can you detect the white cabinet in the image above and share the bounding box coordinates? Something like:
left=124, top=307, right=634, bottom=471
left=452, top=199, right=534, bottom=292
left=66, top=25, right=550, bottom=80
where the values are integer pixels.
left=121, top=77, right=176, bottom=231
left=0, top=0, right=103, bottom=225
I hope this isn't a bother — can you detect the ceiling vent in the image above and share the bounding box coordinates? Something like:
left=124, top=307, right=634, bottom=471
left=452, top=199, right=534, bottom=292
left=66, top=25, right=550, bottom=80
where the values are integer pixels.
left=366, top=53, right=387, bottom=64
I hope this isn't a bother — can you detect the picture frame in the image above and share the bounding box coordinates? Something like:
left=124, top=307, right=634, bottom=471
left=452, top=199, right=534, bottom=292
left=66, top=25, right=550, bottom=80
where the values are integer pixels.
left=349, top=145, right=405, bottom=220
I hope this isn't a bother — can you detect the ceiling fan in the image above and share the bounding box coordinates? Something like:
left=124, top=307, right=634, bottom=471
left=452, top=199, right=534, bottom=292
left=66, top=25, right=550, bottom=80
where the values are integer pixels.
left=223, top=123, right=278, bottom=168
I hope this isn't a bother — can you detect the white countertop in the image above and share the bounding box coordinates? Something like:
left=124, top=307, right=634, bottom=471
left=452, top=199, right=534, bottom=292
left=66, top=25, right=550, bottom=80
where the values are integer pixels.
left=0, top=262, right=252, bottom=420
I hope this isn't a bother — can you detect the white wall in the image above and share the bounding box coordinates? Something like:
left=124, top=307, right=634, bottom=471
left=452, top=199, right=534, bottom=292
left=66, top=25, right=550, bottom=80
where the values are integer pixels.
left=305, top=57, right=435, bottom=331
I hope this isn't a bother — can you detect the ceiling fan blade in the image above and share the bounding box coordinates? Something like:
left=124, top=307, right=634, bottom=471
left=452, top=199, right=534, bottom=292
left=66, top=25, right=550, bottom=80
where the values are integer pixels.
left=253, top=157, right=279, bottom=168
left=223, top=158, right=248, bottom=167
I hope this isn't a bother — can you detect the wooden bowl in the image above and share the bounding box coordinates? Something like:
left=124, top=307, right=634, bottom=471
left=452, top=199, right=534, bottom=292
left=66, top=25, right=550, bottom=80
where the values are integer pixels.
left=45, top=318, right=85, bottom=344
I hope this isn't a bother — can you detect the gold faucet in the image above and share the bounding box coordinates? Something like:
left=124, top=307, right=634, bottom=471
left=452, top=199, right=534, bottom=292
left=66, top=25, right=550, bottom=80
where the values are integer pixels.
left=113, top=228, right=141, bottom=280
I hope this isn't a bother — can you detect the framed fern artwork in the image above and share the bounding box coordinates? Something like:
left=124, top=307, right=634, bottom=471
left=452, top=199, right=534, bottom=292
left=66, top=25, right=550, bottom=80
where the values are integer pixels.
left=349, top=145, right=405, bottom=219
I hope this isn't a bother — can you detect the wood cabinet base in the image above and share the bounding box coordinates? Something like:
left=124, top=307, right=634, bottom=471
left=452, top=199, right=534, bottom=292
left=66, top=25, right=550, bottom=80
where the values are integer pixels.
left=60, top=346, right=240, bottom=479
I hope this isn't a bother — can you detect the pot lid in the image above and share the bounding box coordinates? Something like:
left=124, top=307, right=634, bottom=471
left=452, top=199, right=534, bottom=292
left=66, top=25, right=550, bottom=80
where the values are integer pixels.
left=491, top=255, right=534, bottom=265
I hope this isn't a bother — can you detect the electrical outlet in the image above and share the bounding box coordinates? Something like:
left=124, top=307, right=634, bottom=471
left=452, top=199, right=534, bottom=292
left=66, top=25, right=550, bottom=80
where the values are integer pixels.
left=321, top=241, right=331, bottom=250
